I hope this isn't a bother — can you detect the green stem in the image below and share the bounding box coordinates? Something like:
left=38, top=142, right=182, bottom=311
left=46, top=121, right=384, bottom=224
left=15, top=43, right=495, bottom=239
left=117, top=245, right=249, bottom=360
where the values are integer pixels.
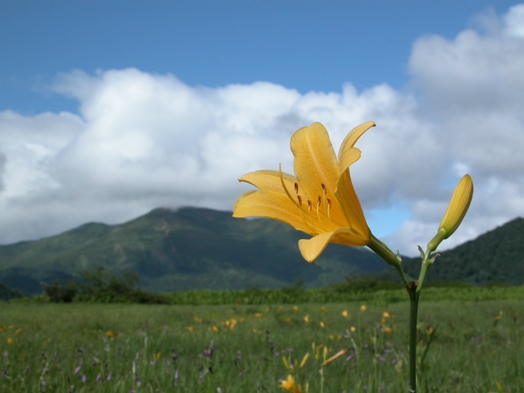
left=407, top=281, right=419, bottom=393
left=319, top=367, right=324, bottom=393
left=417, top=248, right=437, bottom=294
left=367, top=234, right=409, bottom=285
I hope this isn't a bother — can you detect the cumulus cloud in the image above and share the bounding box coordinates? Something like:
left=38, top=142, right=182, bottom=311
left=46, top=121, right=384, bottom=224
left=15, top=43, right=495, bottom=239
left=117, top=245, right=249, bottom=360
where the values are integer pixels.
left=390, top=3, right=524, bottom=253
left=1, top=5, right=524, bottom=257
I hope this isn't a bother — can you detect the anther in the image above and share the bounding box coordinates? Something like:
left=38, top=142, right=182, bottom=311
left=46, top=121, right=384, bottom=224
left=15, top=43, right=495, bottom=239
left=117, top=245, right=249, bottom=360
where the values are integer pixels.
left=297, top=195, right=303, bottom=206
left=307, top=200, right=312, bottom=212
left=317, top=196, right=321, bottom=208
left=294, top=182, right=299, bottom=194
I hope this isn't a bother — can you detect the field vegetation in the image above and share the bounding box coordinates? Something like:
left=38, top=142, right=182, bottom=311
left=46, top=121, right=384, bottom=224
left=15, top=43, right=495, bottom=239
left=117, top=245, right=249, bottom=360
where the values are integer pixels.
left=1, top=286, right=523, bottom=392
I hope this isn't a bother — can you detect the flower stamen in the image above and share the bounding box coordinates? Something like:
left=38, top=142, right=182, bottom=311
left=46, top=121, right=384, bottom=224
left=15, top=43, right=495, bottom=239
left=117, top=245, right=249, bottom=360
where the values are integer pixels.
left=278, top=166, right=326, bottom=235
left=279, top=164, right=301, bottom=209
left=316, top=196, right=322, bottom=222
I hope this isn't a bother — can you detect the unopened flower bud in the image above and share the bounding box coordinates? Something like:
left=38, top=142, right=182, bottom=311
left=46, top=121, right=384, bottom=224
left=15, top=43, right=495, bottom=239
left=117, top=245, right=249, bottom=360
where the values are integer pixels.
left=427, top=174, right=473, bottom=253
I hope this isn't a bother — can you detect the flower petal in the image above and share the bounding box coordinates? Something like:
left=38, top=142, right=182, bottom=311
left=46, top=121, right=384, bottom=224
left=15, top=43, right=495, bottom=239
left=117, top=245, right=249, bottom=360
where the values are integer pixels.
left=298, top=227, right=369, bottom=263
left=239, top=170, right=296, bottom=193
left=338, top=121, right=375, bottom=167
left=233, top=190, right=314, bottom=235
left=291, top=123, right=339, bottom=203
left=334, top=122, right=373, bottom=240
left=335, top=170, right=370, bottom=240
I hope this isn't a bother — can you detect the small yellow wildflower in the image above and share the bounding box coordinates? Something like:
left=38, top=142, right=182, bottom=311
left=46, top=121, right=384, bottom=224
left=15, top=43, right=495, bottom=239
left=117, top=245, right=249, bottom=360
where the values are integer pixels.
left=187, top=326, right=195, bottom=332
left=361, top=305, right=367, bottom=312
left=319, top=321, right=325, bottom=328
left=320, top=306, right=326, bottom=312
left=254, top=313, right=263, bottom=318
left=106, top=330, right=114, bottom=338
left=382, top=311, right=390, bottom=318
left=7, top=338, right=14, bottom=344
left=384, top=327, right=392, bottom=334
left=194, top=316, right=202, bottom=322
left=303, top=315, right=310, bottom=323
left=221, top=319, right=237, bottom=330
left=350, top=326, right=356, bottom=332
left=293, top=306, right=298, bottom=312
left=211, top=325, right=219, bottom=332
left=280, top=374, right=302, bottom=393
left=341, top=310, right=349, bottom=317
left=15, top=328, right=22, bottom=335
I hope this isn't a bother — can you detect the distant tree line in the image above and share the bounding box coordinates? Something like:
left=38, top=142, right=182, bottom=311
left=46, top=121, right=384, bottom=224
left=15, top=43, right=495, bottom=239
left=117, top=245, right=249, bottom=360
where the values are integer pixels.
left=36, top=266, right=511, bottom=305
left=41, top=266, right=170, bottom=304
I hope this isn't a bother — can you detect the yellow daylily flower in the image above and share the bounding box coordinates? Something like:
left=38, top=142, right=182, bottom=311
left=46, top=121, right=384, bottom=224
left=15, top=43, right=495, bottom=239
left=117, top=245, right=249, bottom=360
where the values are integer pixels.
left=280, top=374, right=302, bottom=393
left=427, top=174, right=474, bottom=253
left=233, top=122, right=375, bottom=263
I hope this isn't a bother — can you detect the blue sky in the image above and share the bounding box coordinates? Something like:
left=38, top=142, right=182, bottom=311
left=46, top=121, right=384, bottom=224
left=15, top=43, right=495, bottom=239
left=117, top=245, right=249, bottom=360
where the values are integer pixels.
left=2, top=0, right=519, bottom=112
left=1, top=0, right=524, bottom=255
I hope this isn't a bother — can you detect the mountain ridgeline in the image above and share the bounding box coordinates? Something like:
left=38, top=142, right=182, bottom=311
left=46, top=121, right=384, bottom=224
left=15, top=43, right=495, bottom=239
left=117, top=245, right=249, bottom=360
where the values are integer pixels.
left=0, top=207, right=522, bottom=295
left=0, top=207, right=386, bottom=295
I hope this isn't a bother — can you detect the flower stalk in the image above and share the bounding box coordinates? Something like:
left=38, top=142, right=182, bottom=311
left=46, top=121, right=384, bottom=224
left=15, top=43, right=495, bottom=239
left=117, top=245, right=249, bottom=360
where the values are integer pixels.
left=407, top=281, right=419, bottom=393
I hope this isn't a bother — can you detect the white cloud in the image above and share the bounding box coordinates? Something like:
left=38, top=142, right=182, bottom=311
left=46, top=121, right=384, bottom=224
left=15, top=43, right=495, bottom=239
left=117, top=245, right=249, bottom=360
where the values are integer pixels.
left=389, top=3, right=524, bottom=254
left=1, top=5, right=524, bottom=259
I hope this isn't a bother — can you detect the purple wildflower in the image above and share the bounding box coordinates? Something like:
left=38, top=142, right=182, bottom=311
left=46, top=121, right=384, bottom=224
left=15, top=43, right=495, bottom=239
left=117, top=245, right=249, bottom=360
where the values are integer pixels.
left=74, top=360, right=83, bottom=375
left=174, top=369, right=179, bottom=387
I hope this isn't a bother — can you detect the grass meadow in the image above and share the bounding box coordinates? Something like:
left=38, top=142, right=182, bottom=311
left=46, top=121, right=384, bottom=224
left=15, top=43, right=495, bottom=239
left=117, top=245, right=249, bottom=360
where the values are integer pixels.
left=0, top=290, right=523, bottom=392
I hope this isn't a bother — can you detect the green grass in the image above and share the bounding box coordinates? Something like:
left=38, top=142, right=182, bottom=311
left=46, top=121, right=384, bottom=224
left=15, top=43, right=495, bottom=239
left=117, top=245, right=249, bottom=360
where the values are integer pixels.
left=169, top=285, right=524, bottom=305
left=1, top=293, right=523, bottom=392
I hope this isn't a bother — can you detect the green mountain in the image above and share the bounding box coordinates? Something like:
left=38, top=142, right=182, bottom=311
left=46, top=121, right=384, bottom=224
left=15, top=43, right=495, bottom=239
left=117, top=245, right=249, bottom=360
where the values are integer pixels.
left=2, top=208, right=522, bottom=296
left=0, top=207, right=386, bottom=295
left=397, top=217, right=524, bottom=285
